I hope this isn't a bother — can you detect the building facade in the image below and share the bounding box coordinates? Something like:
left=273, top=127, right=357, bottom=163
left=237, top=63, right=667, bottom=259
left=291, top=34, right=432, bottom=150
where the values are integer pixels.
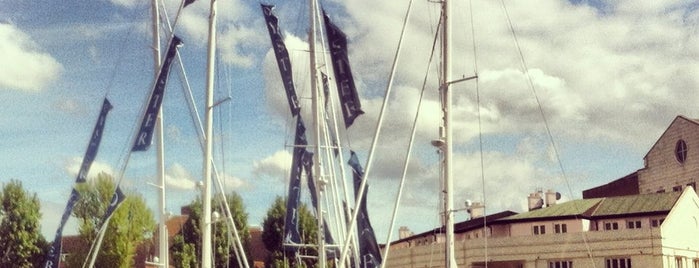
left=385, top=116, right=699, bottom=268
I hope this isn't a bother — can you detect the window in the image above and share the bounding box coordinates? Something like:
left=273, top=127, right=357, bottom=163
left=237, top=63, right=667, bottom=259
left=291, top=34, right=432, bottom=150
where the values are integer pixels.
left=651, top=218, right=665, bottom=228
left=692, top=258, right=698, bottom=268
left=676, top=139, right=688, bottom=163
left=677, top=257, right=684, bottom=268
left=604, top=222, right=619, bottom=230
left=674, top=185, right=683, bottom=192
left=688, top=182, right=696, bottom=190
left=605, top=258, right=631, bottom=268
left=555, top=223, right=568, bottom=233
left=626, top=220, right=641, bottom=229
left=534, top=225, right=546, bottom=235
left=549, top=260, right=573, bottom=268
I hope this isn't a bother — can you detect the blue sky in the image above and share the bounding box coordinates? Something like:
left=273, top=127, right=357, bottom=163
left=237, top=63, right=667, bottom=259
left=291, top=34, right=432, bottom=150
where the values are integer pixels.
left=1, top=0, right=698, bottom=244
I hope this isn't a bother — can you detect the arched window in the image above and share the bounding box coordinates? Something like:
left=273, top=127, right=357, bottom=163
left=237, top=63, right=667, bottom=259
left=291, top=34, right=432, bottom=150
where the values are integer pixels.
left=676, top=139, right=688, bottom=163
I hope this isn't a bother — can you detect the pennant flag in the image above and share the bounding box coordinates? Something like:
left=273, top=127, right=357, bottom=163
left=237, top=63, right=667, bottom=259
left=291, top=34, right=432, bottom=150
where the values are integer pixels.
left=261, top=4, right=301, bottom=116
left=348, top=151, right=382, bottom=268
left=77, top=98, right=113, bottom=183
left=133, top=35, right=183, bottom=151
left=323, top=13, right=364, bottom=128
left=43, top=189, right=80, bottom=268
left=183, top=0, right=196, bottom=8
left=283, top=117, right=307, bottom=253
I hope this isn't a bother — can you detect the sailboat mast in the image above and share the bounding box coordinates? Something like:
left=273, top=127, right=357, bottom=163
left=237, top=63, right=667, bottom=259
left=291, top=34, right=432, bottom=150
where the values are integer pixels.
left=440, top=0, right=457, bottom=267
left=308, top=0, right=327, bottom=266
left=151, top=0, right=169, bottom=267
left=202, top=0, right=217, bottom=267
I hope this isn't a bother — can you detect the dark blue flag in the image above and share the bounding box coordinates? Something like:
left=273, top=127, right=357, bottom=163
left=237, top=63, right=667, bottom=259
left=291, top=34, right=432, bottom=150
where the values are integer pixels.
left=43, top=189, right=80, bottom=268
left=348, top=151, right=382, bottom=268
left=261, top=4, right=301, bottom=116
left=77, top=98, right=113, bottom=183
left=133, top=35, right=182, bottom=151
left=323, top=13, right=364, bottom=128
left=101, top=186, right=126, bottom=226
left=283, top=117, right=307, bottom=253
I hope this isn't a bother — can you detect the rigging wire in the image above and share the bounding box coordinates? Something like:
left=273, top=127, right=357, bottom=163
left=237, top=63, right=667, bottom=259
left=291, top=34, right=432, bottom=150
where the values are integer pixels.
left=468, top=0, right=489, bottom=264
left=498, top=0, right=596, bottom=266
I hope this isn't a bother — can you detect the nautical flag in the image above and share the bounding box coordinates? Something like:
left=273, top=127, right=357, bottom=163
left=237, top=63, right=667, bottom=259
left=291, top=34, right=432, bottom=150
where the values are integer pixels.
left=77, top=98, right=113, bottom=183
left=348, top=151, right=382, bottom=268
left=323, top=13, right=364, bottom=128
left=132, top=35, right=183, bottom=151
left=183, top=0, right=196, bottom=8
left=283, top=117, right=307, bottom=253
left=261, top=4, right=301, bottom=116
left=43, top=189, right=80, bottom=268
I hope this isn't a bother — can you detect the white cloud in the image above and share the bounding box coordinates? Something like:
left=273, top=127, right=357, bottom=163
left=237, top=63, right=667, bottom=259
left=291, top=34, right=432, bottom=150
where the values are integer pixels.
left=165, top=163, right=197, bottom=190
left=65, top=157, right=114, bottom=181
left=0, top=23, right=62, bottom=91
left=252, top=150, right=292, bottom=181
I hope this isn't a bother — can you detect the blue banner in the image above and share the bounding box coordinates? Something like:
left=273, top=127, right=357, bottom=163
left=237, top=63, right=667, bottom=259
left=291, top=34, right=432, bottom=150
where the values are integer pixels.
left=133, top=35, right=182, bottom=151
left=283, top=117, right=307, bottom=252
left=77, top=98, right=113, bottom=183
left=261, top=4, right=301, bottom=116
left=348, top=151, right=382, bottom=268
left=323, top=13, right=364, bottom=128
left=43, top=189, right=80, bottom=268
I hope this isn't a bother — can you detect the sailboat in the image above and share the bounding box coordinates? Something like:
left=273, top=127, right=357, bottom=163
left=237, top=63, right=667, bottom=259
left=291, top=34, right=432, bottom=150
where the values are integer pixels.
left=260, top=1, right=382, bottom=267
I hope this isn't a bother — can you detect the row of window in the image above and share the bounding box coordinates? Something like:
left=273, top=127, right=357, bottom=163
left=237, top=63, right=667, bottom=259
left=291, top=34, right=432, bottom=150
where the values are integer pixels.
left=534, top=218, right=665, bottom=235
left=551, top=257, right=699, bottom=268
left=656, top=182, right=696, bottom=193
left=549, top=258, right=631, bottom=268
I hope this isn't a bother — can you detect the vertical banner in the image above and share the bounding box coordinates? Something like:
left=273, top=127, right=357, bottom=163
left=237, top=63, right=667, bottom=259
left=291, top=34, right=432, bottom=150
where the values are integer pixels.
left=323, top=13, right=364, bottom=128
left=77, top=98, right=113, bottom=183
left=43, top=189, right=80, bottom=268
left=44, top=98, right=113, bottom=268
left=261, top=4, right=301, bottom=116
left=348, top=151, right=382, bottom=268
left=133, top=35, right=183, bottom=151
left=283, top=117, right=307, bottom=252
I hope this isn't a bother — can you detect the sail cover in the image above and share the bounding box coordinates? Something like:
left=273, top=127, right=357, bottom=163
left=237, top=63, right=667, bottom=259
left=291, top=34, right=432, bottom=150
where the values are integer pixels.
left=261, top=4, right=301, bottom=116
left=348, top=151, right=382, bottom=268
left=132, top=35, right=183, bottom=151
left=323, top=13, right=364, bottom=128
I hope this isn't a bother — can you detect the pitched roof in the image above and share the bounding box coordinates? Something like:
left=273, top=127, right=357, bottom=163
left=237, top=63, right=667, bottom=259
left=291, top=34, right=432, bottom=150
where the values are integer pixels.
left=497, top=191, right=682, bottom=223
left=591, top=191, right=680, bottom=217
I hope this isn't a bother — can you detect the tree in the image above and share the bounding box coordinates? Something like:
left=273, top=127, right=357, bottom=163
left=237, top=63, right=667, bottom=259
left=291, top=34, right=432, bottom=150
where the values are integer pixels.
left=65, top=173, right=155, bottom=268
left=171, top=191, right=251, bottom=268
left=0, top=180, right=46, bottom=267
left=261, top=196, right=317, bottom=268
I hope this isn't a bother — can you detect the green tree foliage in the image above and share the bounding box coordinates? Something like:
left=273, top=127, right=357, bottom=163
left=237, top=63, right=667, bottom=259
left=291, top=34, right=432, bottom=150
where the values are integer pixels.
left=261, top=196, right=317, bottom=268
left=65, top=173, right=155, bottom=268
left=0, top=180, right=46, bottom=267
left=171, top=191, right=251, bottom=268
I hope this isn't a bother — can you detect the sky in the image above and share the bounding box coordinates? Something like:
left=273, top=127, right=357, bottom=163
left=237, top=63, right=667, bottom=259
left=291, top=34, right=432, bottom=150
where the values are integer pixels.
left=1, top=0, right=698, bottom=246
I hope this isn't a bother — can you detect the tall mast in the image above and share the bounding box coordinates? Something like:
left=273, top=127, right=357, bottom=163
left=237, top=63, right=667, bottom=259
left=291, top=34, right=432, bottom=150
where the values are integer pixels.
left=151, top=0, right=169, bottom=267
left=308, top=0, right=326, bottom=266
left=201, top=0, right=217, bottom=267
left=440, top=0, right=457, bottom=267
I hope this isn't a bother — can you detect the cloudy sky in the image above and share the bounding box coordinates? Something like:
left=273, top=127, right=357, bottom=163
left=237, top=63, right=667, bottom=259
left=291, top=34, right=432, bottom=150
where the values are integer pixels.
left=1, top=0, right=698, bottom=245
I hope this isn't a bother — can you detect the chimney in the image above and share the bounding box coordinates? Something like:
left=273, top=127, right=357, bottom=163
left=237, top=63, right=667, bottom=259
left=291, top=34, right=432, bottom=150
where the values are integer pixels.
left=528, top=192, right=544, bottom=211
left=545, top=189, right=561, bottom=207
left=399, top=226, right=414, bottom=239
left=467, top=202, right=485, bottom=219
